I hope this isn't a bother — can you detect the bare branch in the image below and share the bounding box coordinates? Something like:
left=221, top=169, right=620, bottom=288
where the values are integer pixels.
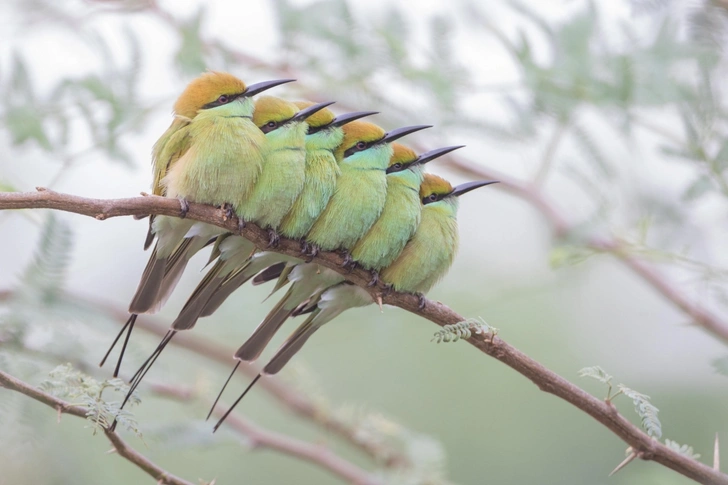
left=0, top=369, right=195, bottom=485
left=1, top=190, right=726, bottom=484
left=147, top=382, right=381, bottom=485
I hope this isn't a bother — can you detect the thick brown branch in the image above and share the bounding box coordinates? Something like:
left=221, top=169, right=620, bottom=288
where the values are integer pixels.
left=0, top=369, right=195, bottom=485
left=1, top=190, right=726, bottom=484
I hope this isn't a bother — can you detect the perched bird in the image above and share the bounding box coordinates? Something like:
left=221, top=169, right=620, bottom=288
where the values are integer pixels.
left=231, top=122, right=431, bottom=366
left=117, top=95, right=332, bottom=409
left=212, top=173, right=499, bottom=430
left=100, top=72, right=294, bottom=378
left=167, top=105, right=378, bottom=331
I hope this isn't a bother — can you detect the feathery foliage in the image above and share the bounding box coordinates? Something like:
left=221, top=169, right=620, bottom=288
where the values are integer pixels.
left=39, top=364, right=142, bottom=437
left=431, top=317, right=495, bottom=343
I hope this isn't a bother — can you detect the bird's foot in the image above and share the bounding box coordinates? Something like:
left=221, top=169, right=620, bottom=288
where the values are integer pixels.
left=341, top=253, right=356, bottom=272
left=178, top=198, right=190, bottom=218
left=238, top=217, right=246, bottom=234
left=382, top=283, right=394, bottom=297
left=221, top=203, right=235, bottom=221
left=300, top=241, right=310, bottom=254
left=307, top=244, right=319, bottom=258
left=416, top=292, right=427, bottom=310
left=267, top=228, right=280, bottom=248
left=367, top=270, right=379, bottom=287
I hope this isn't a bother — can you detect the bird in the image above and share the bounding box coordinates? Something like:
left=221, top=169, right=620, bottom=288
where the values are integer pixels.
left=100, top=72, right=294, bottom=378
left=230, top=122, right=431, bottom=366
left=116, top=94, right=333, bottom=411
left=211, top=173, right=499, bottom=431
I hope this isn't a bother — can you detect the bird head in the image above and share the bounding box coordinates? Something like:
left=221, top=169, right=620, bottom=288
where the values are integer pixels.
left=173, top=71, right=294, bottom=119
left=254, top=97, right=335, bottom=134
left=334, top=122, right=431, bottom=162
left=293, top=101, right=336, bottom=131
left=385, top=144, right=465, bottom=174
left=420, top=173, right=499, bottom=208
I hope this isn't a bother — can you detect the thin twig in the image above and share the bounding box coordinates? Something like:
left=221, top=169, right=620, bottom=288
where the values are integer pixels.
left=0, top=190, right=726, bottom=485
left=533, top=116, right=570, bottom=185
left=147, top=382, right=381, bottom=485
left=0, top=369, right=195, bottom=485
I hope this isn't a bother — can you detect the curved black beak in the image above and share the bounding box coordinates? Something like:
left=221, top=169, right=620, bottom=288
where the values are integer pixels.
left=244, top=78, right=296, bottom=97
left=413, top=145, right=465, bottom=166
left=329, top=110, right=379, bottom=128
left=377, top=124, right=432, bottom=145
left=449, top=180, right=499, bottom=197
left=290, top=101, right=336, bottom=123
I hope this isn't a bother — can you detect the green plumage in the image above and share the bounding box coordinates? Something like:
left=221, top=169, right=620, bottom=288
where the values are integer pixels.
left=380, top=197, right=460, bottom=294
left=278, top=126, right=343, bottom=239
left=305, top=143, right=392, bottom=251
left=349, top=165, right=423, bottom=270
left=163, top=99, right=265, bottom=208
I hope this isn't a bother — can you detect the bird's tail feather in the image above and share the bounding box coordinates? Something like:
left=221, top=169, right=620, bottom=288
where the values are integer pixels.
left=263, top=310, right=321, bottom=375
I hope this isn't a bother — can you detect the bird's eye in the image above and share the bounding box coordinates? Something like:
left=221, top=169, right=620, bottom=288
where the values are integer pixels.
left=267, top=121, right=277, bottom=128
left=356, top=141, right=367, bottom=150
left=392, top=163, right=402, bottom=170
left=428, top=194, right=438, bottom=201
left=217, top=95, right=229, bottom=104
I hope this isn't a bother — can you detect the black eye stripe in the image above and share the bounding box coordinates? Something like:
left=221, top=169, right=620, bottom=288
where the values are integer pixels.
left=422, top=193, right=445, bottom=205
left=201, top=92, right=244, bottom=110
left=343, top=141, right=371, bottom=158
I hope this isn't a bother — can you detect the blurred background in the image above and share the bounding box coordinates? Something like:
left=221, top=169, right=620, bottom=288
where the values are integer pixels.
left=1, top=0, right=728, bottom=483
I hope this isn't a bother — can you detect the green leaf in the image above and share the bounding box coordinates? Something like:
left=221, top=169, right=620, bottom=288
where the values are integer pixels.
left=618, top=385, right=662, bottom=438
left=664, top=439, right=701, bottom=459
left=21, top=214, right=73, bottom=303
left=578, top=366, right=613, bottom=384
left=40, top=364, right=142, bottom=438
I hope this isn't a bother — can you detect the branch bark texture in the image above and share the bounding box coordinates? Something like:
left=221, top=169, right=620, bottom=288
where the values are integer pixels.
left=1, top=189, right=727, bottom=485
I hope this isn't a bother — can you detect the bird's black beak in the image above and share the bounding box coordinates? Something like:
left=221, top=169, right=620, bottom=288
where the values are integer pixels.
left=244, top=79, right=296, bottom=97
left=377, top=125, right=432, bottom=145
left=290, top=101, right=336, bottom=123
left=449, top=180, right=499, bottom=197
left=413, top=145, right=465, bottom=167
left=328, top=110, right=379, bottom=129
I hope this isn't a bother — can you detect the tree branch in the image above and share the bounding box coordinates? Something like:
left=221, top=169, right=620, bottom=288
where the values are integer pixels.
left=1, top=190, right=726, bottom=484
left=147, top=382, right=381, bottom=485
left=0, top=369, right=195, bottom=485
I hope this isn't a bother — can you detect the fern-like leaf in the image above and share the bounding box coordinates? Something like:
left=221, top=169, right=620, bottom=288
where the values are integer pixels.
left=578, top=366, right=613, bottom=384
left=21, top=214, right=73, bottom=303
left=39, top=364, right=142, bottom=438
left=618, top=385, right=662, bottom=438
left=664, top=439, right=701, bottom=459
left=431, top=317, right=495, bottom=343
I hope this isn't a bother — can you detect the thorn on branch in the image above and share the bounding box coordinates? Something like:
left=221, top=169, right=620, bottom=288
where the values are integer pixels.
left=716, top=433, right=721, bottom=471
left=95, top=214, right=107, bottom=220
left=609, top=448, right=639, bottom=477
